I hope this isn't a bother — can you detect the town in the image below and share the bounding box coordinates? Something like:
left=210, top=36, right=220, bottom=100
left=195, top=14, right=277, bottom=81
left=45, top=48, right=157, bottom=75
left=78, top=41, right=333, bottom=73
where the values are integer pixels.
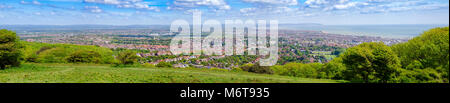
left=13, top=25, right=408, bottom=69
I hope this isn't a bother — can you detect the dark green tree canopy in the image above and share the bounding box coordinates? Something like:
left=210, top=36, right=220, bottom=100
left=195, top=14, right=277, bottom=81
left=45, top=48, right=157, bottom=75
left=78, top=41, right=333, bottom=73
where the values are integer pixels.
left=117, top=50, right=140, bottom=65
left=66, top=50, right=102, bottom=63
left=0, top=29, right=23, bottom=69
left=341, top=42, right=401, bottom=83
left=392, top=27, right=449, bottom=82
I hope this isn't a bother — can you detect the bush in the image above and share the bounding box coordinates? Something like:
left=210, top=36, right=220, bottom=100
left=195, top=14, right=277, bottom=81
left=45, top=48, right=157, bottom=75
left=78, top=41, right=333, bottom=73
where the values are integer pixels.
left=341, top=42, right=401, bottom=83
left=395, top=68, right=444, bottom=83
left=321, top=58, right=346, bottom=79
left=36, top=47, right=69, bottom=63
left=142, top=63, right=156, bottom=68
left=231, top=67, right=243, bottom=72
left=241, top=63, right=274, bottom=74
left=240, top=63, right=254, bottom=71
left=66, top=50, right=102, bottom=63
left=156, top=61, right=172, bottom=68
left=271, top=63, right=322, bottom=78
left=392, top=27, right=449, bottom=83
left=22, top=42, right=115, bottom=64
left=0, top=29, right=23, bottom=69
left=116, top=51, right=140, bottom=65
left=210, top=67, right=229, bottom=72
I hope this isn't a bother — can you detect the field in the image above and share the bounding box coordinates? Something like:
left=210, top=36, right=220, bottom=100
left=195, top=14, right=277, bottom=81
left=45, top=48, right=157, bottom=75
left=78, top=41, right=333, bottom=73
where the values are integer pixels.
left=309, top=51, right=337, bottom=61
left=0, top=63, right=342, bottom=83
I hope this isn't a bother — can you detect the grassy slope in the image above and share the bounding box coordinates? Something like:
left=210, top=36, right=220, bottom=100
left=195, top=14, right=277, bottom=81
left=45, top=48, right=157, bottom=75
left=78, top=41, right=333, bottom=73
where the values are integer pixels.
left=0, top=63, right=343, bottom=83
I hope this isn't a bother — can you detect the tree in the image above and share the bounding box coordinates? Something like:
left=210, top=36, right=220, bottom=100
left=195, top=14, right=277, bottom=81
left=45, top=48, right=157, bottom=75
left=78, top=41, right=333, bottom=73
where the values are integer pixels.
left=117, top=51, right=140, bottom=65
left=392, top=27, right=449, bottom=82
left=341, top=42, right=401, bottom=83
left=36, top=47, right=69, bottom=63
left=241, top=63, right=274, bottom=74
left=156, top=61, right=172, bottom=68
left=66, top=50, right=101, bottom=63
left=321, top=58, right=346, bottom=79
left=0, top=29, right=23, bottom=69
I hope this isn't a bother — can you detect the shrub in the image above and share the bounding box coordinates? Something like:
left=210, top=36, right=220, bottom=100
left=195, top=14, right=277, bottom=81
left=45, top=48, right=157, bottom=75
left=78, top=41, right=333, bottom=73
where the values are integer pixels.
left=321, top=58, right=346, bottom=79
left=156, top=61, right=172, bottom=68
left=0, top=29, right=23, bottom=69
left=210, top=67, right=229, bottom=72
left=270, top=65, right=286, bottom=75
left=272, top=63, right=321, bottom=78
left=36, top=47, right=69, bottom=63
left=231, top=67, right=243, bottom=72
left=142, top=63, right=156, bottom=68
left=241, top=63, right=274, bottom=74
left=66, top=50, right=102, bottom=63
left=392, top=27, right=449, bottom=83
left=22, top=42, right=115, bottom=64
left=240, top=63, right=254, bottom=72
left=395, top=68, right=444, bottom=83
left=116, top=51, right=140, bottom=65
left=341, top=42, right=401, bottom=83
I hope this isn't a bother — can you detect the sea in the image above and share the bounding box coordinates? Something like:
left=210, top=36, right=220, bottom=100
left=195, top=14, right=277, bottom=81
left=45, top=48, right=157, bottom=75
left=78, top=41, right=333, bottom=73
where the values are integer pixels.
left=2, top=24, right=448, bottom=39
left=279, top=24, right=449, bottom=39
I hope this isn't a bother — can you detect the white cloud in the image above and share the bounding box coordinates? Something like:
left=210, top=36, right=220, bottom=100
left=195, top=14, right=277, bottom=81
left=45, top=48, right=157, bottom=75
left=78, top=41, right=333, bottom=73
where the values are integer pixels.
left=84, top=6, right=103, bottom=13
left=83, top=0, right=123, bottom=5
left=32, top=0, right=42, bottom=5
left=239, top=6, right=299, bottom=16
left=239, top=0, right=299, bottom=16
left=333, top=2, right=358, bottom=9
left=242, top=0, right=298, bottom=6
left=300, top=0, right=449, bottom=15
left=83, top=0, right=160, bottom=11
left=117, top=2, right=160, bottom=11
left=240, top=7, right=256, bottom=13
left=169, top=0, right=231, bottom=10
left=0, top=4, right=13, bottom=9
left=20, top=0, right=42, bottom=5
left=33, top=12, right=41, bottom=15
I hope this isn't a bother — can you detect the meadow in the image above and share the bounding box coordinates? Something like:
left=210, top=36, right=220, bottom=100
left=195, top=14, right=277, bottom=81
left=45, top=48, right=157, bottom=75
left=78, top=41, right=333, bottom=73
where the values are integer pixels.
left=0, top=63, right=342, bottom=83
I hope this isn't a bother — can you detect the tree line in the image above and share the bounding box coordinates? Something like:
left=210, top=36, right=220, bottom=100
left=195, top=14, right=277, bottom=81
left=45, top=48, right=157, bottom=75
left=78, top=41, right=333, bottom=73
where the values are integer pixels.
left=1, top=27, right=448, bottom=83
left=259, top=27, right=448, bottom=83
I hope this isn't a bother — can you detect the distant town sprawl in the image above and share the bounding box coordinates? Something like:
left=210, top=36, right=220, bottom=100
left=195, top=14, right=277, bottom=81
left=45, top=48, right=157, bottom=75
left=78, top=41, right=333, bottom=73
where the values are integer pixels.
left=16, top=27, right=408, bottom=69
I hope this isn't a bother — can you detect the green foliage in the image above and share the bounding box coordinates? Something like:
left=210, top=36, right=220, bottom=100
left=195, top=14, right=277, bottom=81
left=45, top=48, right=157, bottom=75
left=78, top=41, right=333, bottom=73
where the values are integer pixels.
left=142, top=63, right=156, bottom=68
left=0, top=63, right=341, bottom=83
left=271, top=63, right=323, bottom=78
left=231, top=67, right=243, bottom=72
left=340, top=42, right=401, bottom=83
left=210, top=67, right=229, bottom=72
left=116, top=51, right=140, bottom=65
left=66, top=50, right=102, bottom=63
left=36, top=47, right=69, bottom=63
left=331, top=48, right=346, bottom=55
left=241, top=63, right=274, bottom=74
left=22, top=42, right=114, bottom=64
left=394, top=68, right=444, bottom=83
left=321, top=58, right=346, bottom=79
left=0, top=29, right=23, bottom=69
left=392, top=27, right=449, bottom=82
left=270, top=27, right=448, bottom=83
left=156, top=61, right=172, bottom=68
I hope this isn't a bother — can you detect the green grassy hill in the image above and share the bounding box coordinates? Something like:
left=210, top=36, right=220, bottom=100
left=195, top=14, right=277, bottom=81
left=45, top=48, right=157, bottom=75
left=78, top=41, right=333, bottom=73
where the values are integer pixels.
left=0, top=63, right=342, bottom=83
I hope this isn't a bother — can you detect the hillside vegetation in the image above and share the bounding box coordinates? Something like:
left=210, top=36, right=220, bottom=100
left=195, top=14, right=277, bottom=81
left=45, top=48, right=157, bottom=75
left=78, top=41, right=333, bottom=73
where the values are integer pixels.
left=269, top=27, right=449, bottom=83
left=0, top=27, right=448, bottom=83
left=0, top=63, right=341, bottom=83
left=21, top=42, right=115, bottom=64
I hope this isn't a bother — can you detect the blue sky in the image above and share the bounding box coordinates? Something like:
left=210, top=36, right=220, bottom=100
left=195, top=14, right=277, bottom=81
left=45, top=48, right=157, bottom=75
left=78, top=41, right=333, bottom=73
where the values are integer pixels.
left=0, top=0, right=448, bottom=25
